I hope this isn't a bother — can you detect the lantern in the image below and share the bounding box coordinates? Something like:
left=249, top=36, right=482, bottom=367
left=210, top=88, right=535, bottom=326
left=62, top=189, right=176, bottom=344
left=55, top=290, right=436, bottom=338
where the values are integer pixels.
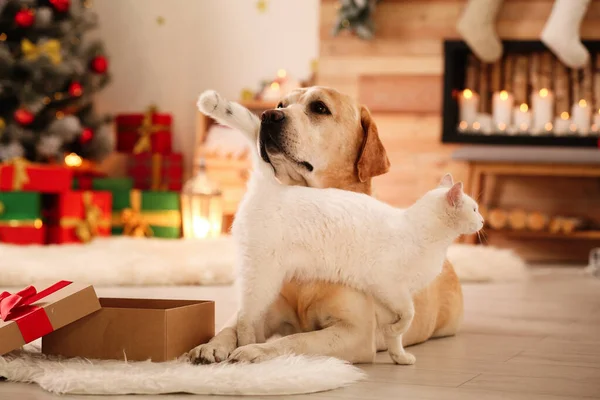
left=180, top=159, right=223, bottom=239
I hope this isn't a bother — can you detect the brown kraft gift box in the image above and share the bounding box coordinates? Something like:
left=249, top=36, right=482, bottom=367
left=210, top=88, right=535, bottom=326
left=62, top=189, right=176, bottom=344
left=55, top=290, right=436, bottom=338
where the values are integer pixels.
left=0, top=282, right=100, bottom=356
left=42, top=298, right=215, bottom=362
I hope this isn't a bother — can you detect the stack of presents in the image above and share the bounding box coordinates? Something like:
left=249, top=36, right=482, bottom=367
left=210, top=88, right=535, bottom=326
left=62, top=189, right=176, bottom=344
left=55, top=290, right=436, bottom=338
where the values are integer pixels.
left=0, top=107, right=183, bottom=245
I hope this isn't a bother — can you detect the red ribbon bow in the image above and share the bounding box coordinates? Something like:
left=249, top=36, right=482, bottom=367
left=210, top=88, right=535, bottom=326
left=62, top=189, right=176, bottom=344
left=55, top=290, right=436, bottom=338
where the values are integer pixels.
left=0, top=281, right=72, bottom=343
left=0, top=285, right=38, bottom=321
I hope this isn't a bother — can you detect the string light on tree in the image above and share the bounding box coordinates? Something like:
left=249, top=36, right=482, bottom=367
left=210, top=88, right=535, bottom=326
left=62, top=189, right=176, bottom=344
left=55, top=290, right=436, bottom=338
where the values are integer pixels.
left=15, top=9, right=35, bottom=27
left=80, top=127, right=94, bottom=144
left=68, top=82, right=83, bottom=97
left=90, top=55, right=108, bottom=74
left=14, top=108, right=34, bottom=125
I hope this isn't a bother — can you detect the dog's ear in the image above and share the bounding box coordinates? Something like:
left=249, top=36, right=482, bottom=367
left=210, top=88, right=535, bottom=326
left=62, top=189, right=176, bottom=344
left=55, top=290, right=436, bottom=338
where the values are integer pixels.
left=356, top=106, right=390, bottom=182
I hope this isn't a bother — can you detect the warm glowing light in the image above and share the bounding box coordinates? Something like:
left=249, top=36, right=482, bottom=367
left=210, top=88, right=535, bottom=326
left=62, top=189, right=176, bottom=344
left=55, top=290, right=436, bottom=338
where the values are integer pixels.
left=0, top=33, right=6, bottom=41
left=561, top=112, right=569, bottom=120
left=544, top=122, right=553, bottom=131
left=277, top=69, right=287, bottom=79
left=56, top=111, right=65, bottom=119
left=34, top=219, right=43, bottom=229
left=519, top=123, right=528, bottom=131
left=54, top=92, right=63, bottom=100
left=42, top=97, right=51, bottom=105
left=459, top=121, right=468, bottom=130
left=64, top=153, right=82, bottom=167
left=569, top=124, right=577, bottom=132
left=579, top=99, right=587, bottom=107
left=192, top=216, right=211, bottom=239
left=472, top=122, right=481, bottom=130
left=592, top=124, right=598, bottom=132
left=520, top=103, right=528, bottom=112
left=463, top=89, right=473, bottom=99
left=539, top=88, right=549, bottom=97
left=270, top=82, right=280, bottom=90
left=498, top=123, right=507, bottom=131
left=499, top=90, right=509, bottom=100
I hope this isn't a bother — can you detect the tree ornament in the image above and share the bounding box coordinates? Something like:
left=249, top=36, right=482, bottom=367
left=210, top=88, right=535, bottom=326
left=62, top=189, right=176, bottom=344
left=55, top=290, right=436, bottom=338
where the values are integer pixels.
left=90, top=55, right=108, bottom=73
left=69, top=81, right=83, bottom=97
left=15, top=9, right=35, bottom=28
left=49, top=0, right=70, bottom=13
left=80, top=127, right=93, bottom=144
left=14, top=108, right=34, bottom=125
left=331, top=0, right=379, bottom=40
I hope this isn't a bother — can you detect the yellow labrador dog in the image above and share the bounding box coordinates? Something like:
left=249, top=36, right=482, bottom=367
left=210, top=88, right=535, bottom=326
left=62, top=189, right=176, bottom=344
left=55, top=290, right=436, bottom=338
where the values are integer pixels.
left=188, top=87, right=463, bottom=364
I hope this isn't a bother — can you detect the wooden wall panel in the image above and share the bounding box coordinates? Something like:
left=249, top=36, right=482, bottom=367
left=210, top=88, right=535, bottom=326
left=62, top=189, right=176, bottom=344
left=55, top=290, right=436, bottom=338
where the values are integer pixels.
left=318, top=0, right=600, bottom=262
left=359, top=75, right=442, bottom=113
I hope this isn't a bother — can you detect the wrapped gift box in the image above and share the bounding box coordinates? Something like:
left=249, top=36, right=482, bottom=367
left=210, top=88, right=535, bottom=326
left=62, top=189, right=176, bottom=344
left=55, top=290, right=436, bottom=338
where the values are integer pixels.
left=0, top=192, right=45, bottom=245
left=0, top=281, right=100, bottom=356
left=0, top=158, right=72, bottom=193
left=128, top=153, right=183, bottom=191
left=42, top=298, right=214, bottom=362
left=45, top=191, right=112, bottom=244
left=91, top=178, right=134, bottom=235
left=112, top=190, right=181, bottom=238
left=115, top=108, right=172, bottom=154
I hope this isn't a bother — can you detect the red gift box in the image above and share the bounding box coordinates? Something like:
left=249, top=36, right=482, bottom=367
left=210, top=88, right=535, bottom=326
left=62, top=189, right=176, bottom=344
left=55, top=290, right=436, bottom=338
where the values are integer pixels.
left=0, top=158, right=72, bottom=193
left=0, top=225, right=46, bottom=245
left=115, top=107, right=172, bottom=155
left=46, top=191, right=112, bottom=244
left=128, top=153, right=183, bottom=191
left=0, top=281, right=100, bottom=355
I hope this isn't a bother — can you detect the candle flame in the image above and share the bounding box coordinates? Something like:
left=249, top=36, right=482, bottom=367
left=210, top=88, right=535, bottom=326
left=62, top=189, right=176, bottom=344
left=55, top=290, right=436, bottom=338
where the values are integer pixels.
left=459, top=121, right=468, bottom=130
left=498, top=123, right=506, bottom=131
left=472, top=122, right=481, bottom=130
left=64, top=153, right=82, bottom=167
left=499, top=90, right=508, bottom=100
left=539, top=88, right=549, bottom=97
left=579, top=99, right=587, bottom=107
left=463, top=89, right=473, bottom=99
left=561, top=112, right=569, bottom=120
left=270, top=82, right=280, bottom=90
left=544, top=122, right=553, bottom=131
left=520, top=103, right=528, bottom=112
left=277, top=69, right=287, bottom=79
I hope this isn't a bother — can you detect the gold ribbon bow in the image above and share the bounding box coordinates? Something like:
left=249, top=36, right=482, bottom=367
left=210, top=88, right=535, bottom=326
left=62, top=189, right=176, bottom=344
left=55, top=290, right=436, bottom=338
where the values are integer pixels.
left=132, top=105, right=169, bottom=154
left=0, top=157, right=31, bottom=191
left=21, top=39, right=62, bottom=65
left=60, top=192, right=110, bottom=243
left=112, top=190, right=180, bottom=237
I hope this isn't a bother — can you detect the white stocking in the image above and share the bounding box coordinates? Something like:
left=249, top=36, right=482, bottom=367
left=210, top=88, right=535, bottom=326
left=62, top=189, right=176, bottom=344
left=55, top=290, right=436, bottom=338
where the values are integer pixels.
left=541, top=0, right=591, bottom=68
left=457, top=0, right=504, bottom=63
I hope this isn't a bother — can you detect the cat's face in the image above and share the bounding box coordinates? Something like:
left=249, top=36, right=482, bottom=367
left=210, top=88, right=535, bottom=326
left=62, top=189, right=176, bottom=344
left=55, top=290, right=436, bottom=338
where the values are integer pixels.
left=438, top=174, right=484, bottom=235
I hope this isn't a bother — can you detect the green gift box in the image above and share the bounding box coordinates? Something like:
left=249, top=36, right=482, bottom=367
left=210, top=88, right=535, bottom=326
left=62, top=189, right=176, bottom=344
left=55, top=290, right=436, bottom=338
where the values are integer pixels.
left=0, top=192, right=45, bottom=244
left=112, top=190, right=181, bottom=239
left=84, top=178, right=134, bottom=235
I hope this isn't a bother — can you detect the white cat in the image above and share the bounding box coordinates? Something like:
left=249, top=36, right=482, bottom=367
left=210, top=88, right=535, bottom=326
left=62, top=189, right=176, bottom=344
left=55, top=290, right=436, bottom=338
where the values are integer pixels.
left=197, top=91, right=484, bottom=364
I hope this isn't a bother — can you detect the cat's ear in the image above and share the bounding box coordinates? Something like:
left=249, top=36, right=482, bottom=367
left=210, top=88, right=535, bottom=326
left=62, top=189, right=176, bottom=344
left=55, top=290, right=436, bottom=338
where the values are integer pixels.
left=446, top=182, right=464, bottom=207
left=438, top=173, right=454, bottom=188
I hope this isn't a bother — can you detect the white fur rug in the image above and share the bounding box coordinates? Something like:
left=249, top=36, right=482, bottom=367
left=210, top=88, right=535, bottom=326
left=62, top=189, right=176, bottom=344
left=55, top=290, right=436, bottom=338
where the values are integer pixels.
left=0, top=346, right=364, bottom=396
left=0, top=237, right=527, bottom=287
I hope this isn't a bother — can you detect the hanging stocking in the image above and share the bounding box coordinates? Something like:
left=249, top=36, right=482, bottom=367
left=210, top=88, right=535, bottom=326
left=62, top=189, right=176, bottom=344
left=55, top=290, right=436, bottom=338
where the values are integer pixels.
left=541, top=0, right=591, bottom=69
left=457, top=0, right=504, bottom=63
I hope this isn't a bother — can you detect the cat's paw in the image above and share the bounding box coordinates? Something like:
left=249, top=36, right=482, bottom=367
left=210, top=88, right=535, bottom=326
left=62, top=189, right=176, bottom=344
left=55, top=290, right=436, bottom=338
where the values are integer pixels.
left=187, top=342, right=233, bottom=364
left=389, top=351, right=416, bottom=365
left=197, top=90, right=221, bottom=115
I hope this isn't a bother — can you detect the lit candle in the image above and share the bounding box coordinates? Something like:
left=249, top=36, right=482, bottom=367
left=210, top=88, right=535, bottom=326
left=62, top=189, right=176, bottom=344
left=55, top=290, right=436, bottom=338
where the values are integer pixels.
left=513, top=103, right=532, bottom=133
left=492, top=90, right=514, bottom=129
left=458, top=89, right=479, bottom=126
left=458, top=120, right=469, bottom=132
left=571, top=99, right=591, bottom=134
left=532, top=88, right=554, bottom=131
left=476, top=113, right=493, bottom=134
left=262, top=82, right=282, bottom=101
left=554, top=111, right=571, bottom=135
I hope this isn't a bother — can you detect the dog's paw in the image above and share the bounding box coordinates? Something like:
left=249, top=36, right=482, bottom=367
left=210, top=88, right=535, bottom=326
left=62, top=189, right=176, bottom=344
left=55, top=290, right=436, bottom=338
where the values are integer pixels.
left=197, top=90, right=221, bottom=115
left=389, top=351, right=416, bottom=365
left=228, top=344, right=278, bottom=364
left=187, top=342, right=232, bottom=364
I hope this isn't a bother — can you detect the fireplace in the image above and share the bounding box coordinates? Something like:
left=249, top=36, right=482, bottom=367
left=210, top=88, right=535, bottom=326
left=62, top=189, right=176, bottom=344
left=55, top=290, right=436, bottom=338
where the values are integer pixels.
left=442, top=40, right=600, bottom=148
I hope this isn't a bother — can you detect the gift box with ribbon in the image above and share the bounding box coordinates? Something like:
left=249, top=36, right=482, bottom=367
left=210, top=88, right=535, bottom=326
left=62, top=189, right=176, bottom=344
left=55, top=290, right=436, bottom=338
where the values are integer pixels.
left=112, top=190, right=181, bottom=239
left=115, top=106, right=172, bottom=155
left=88, top=178, right=134, bottom=235
left=0, top=281, right=100, bottom=356
left=0, top=192, right=45, bottom=245
left=128, top=153, right=183, bottom=191
left=0, top=157, right=72, bottom=193
left=45, top=191, right=112, bottom=244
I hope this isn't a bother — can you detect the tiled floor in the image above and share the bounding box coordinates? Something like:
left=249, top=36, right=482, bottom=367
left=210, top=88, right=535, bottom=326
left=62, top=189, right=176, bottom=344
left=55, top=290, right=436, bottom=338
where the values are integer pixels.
left=2, top=268, right=599, bottom=399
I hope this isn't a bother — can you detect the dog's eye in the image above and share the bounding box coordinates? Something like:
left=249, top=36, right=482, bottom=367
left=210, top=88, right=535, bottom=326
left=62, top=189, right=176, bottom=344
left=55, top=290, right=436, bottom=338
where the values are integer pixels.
left=276, top=102, right=285, bottom=109
left=310, top=101, right=330, bottom=115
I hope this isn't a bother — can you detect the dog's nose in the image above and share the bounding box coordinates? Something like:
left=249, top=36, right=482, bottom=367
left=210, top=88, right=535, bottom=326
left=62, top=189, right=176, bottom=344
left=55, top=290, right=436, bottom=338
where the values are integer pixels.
left=261, top=109, right=285, bottom=123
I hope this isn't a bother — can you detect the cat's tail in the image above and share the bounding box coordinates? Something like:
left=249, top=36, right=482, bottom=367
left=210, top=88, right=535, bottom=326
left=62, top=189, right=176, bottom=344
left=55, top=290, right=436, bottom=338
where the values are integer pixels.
left=197, top=90, right=260, bottom=144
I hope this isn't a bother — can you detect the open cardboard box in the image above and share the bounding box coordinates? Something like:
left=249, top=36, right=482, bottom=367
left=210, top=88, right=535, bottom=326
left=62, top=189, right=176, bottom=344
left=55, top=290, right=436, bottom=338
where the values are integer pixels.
left=42, top=298, right=214, bottom=362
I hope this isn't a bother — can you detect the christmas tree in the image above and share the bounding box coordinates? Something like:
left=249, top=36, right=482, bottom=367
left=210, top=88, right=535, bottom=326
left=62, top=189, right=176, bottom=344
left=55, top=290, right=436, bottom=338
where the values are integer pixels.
left=0, top=0, right=112, bottom=163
